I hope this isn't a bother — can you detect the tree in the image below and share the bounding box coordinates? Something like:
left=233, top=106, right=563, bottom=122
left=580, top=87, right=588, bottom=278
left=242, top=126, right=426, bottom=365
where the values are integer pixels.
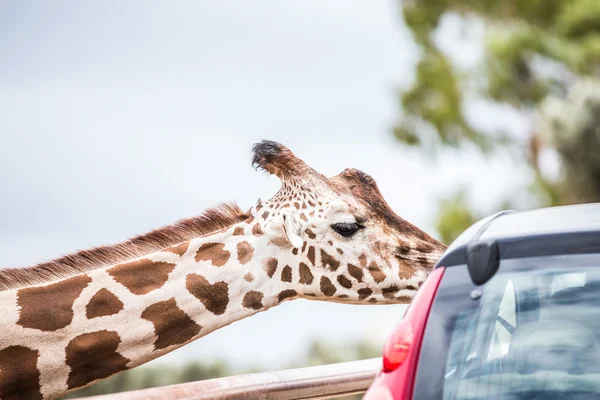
left=395, top=0, right=600, bottom=242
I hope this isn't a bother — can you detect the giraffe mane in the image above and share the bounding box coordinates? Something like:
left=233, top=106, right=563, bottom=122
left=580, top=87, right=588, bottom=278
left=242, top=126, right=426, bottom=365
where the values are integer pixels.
left=0, top=202, right=250, bottom=291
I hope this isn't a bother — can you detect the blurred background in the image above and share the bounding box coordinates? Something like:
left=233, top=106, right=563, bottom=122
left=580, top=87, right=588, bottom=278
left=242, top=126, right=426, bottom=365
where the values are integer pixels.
left=1, top=0, right=599, bottom=397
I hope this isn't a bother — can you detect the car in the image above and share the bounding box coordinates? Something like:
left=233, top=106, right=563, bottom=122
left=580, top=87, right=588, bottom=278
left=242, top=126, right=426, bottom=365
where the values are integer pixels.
left=365, top=203, right=600, bottom=400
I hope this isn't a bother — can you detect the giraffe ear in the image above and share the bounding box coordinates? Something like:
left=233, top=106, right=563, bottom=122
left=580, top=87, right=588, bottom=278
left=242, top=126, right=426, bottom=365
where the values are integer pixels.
left=252, top=140, right=311, bottom=180
left=264, top=212, right=303, bottom=249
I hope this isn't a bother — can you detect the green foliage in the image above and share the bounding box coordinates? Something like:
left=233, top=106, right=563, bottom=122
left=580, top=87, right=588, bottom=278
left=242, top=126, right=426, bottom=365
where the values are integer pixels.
left=558, top=0, right=600, bottom=39
left=435, top=190, right=478, bottom=244
left=539, top=79, right=600, bottom=203
left=396, top=49, right=490, bottom=152
left=302, top=339, right=381, bottom=400
left=304, top=338, right=381, bottom=367
left=396, top=0, right=600, bottom=238
left=484, top=24, right=552, bottom=105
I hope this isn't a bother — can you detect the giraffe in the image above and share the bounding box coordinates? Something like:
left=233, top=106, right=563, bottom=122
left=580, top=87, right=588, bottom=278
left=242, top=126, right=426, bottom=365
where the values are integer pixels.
left=0, top=140, right=446, bottom=400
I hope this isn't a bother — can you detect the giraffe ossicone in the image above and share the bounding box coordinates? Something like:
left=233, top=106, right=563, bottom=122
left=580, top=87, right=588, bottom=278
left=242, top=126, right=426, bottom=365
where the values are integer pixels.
left=0, top=140, right=447, bottom=400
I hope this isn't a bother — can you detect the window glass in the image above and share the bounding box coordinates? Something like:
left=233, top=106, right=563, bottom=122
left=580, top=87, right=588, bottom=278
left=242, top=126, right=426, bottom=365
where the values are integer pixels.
left=487, top=280, right=515, bottom=360
left=438, top=259, right=600, bottom=400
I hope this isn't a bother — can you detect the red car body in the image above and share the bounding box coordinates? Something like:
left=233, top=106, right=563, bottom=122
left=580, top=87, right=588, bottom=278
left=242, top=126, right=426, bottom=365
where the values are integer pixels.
left=364, top=267, right=445, bottom=400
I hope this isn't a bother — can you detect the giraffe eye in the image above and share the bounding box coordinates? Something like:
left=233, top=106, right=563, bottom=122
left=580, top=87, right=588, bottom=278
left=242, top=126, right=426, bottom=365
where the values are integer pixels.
left=331, top=222, right=361, bottom=238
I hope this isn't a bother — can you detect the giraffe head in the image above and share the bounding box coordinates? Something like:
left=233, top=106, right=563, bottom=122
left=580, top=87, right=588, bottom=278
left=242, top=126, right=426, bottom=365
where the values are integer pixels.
left=0, top=140, right=447, bottom=400
left=251, top=140, right=446, bottom=304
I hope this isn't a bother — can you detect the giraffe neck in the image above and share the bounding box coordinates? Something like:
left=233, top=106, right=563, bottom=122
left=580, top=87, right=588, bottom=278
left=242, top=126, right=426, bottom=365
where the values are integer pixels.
left=0, top=215, right=285, bottom=400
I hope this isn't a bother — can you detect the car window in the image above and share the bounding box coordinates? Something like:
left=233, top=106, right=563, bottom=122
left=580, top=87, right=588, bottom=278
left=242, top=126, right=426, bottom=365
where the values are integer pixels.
left=414, top=254, right=600, bottom=400
left=487, top=280, right=515, bottom=360
left=551, top=272, right=585, bottom=294
left=487, top=273, right=587, bottom=361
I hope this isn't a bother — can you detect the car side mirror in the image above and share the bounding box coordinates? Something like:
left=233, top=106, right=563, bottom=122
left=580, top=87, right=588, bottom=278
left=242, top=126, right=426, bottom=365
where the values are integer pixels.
left=467, top=240, right=499, bottom=286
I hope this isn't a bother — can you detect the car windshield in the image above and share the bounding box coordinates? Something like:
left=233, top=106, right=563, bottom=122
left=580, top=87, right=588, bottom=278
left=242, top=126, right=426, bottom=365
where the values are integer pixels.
left=415, top=254, right=600, bottom=400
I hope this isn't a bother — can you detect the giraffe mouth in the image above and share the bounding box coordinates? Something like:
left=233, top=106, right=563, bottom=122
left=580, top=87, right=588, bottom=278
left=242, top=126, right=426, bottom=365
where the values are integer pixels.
left=394, top=251, right=444, bottom=268
left=301, top=294, right=411, bottom=305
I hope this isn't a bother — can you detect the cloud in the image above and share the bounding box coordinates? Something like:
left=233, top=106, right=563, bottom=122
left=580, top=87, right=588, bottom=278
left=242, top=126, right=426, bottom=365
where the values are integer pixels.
left=0, top=0, right=526, bottom=368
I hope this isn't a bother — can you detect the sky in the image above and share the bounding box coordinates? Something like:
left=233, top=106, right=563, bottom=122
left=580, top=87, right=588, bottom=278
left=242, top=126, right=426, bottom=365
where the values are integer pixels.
left=0, top=1, right=530, bottom=371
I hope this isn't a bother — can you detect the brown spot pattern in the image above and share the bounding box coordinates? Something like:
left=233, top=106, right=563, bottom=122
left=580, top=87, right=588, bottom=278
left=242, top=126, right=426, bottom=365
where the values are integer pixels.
left=243, top=272, right=254, bottom=282
left=307, top=246, right=316, bottom=266
left=66, top=330, right=130, bottom=389
left=292, top=248, right=299, bottom=255
left=86, top=288, right=124, bottom=319
left=242, top=291, right=264, bottom=310
left=397, top=242, right=411, bottom=255
left=399, top=260, right=418, bottom=280
left=337, top=275, right=352, bottom=289
left=164, top=242, right=189, bottom=256
left=278, top=289, right=297, bottom=302
left=416, top=256, right=431, bottom=269
left=195, top=242, right=230, bottom=267
left=252, top=223, right=263, bottom=236
left=320, top=276, right=336, bottom=297
left=373, top=241, right=386, bottom=256
left=17, top=274, right=91, bottom=331
left=320, top=250, right=340, bottom=271
left=347, top=264, right=363, bottom=282
left=358, top=288, right=372, bottom=300
left=416, top=242, right=435, bottom=253
left=232, top=226, right=245, bottom=236
left=261, top=211, right=270, bottom=219
left=0, top=346, right=42, bottom=400
left=236, top=241, right=254, bottom=265
left=141, top=298, right=201, bottom=350
left=109, top=259, right=175, bottom=295
left=264, top=258, right=278, bottom=278
left=301, top=242, right=307, bottom=253
left=336, top=248, right=343, bottom=255
left=358, top=254, right=368, bottom=268
left=382, top=285, right=400, bottom=299
left=368, top=263, right=386, bottom=283
left=305, top=229, right=316, bottom=239
left=299, top=262, right=314, bottom=284
left=281, top=266, right=292, bottom=282
left=333, top=168, right=445, bottom=246
left=186, top=274, right=229, bottom=315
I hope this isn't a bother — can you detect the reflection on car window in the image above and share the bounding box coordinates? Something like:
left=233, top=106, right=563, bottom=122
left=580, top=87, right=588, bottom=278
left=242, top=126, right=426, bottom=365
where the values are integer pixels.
left=487, top=280, right=516, bottom=360
left=551, top=272, right=585, bottom=294
left=443, top=266, right=600, bottom=400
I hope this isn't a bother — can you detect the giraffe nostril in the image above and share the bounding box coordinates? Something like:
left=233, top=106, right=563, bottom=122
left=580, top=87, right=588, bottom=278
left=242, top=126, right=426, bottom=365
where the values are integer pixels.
left=395, top=245, right=411, bottom=257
